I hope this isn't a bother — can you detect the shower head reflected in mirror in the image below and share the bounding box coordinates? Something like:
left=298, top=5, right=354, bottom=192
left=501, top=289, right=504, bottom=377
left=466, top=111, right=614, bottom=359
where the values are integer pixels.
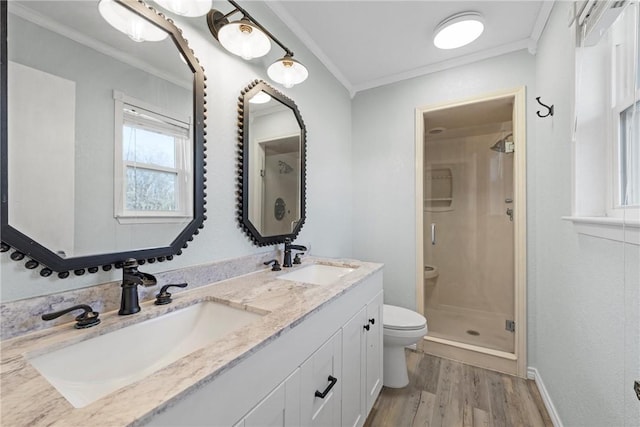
left=491, top=133, right=513, bottom=153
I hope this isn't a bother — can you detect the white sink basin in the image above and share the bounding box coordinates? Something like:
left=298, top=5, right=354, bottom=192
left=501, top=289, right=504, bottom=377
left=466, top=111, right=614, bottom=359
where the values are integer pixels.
left=278, top=264, right=356, bottom=285
left=28, top=301, right=262, bottom=408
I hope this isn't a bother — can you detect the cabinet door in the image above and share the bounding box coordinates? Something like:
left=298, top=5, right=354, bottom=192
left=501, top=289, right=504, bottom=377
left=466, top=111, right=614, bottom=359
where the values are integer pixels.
left=240, top=368, right=301, bottom=427
left=365, top=291, right=383, bottom=414
left=244, top=381, right=285, bottom=427
left=300, top=330, right=343, bottom=427
left=284, top=368, right=301, bottom=426
left=341, top=306, right=366, bottom=427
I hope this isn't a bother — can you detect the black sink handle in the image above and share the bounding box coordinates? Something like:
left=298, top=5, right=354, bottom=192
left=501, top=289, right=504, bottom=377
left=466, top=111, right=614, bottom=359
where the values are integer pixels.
left=42, top=304, right=101, bottom=329
left=264, top=259, right=282, bottom=271
left=315, top=375, right=338, bottom=399
left=155, top=283, right=188, bottom=305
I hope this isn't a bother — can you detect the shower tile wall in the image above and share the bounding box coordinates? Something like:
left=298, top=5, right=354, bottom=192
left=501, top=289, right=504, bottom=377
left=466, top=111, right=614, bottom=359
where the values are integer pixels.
left=424, top=131, right=515, bottom=353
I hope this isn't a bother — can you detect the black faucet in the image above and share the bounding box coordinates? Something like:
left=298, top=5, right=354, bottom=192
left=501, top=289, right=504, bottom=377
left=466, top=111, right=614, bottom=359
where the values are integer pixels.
left=282, top=238, right=307, bottom=268
left=119, top=258, right=157, bottom=315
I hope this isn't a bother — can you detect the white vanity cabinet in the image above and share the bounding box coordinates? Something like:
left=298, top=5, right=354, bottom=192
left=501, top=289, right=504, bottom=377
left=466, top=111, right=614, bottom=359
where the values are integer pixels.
left=340, top=290, right=383, bottom=427
left=148, top=269, right=383, bottom=427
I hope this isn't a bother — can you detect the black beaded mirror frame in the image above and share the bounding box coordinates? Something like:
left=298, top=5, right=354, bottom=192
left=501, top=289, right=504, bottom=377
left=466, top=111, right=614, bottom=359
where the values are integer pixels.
left=237, top=80, right=306, bottom=246
left=0, top=0, right=208, bottom=278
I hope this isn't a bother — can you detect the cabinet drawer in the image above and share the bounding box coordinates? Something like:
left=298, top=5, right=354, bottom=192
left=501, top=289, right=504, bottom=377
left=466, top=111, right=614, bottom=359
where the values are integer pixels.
left=300, top=330, right=343, bottom=427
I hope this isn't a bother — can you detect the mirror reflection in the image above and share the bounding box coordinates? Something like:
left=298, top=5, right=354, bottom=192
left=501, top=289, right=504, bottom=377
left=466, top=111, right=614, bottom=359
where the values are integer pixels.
left=240, top=81, right=306, bottom=245
left=6, top=1, right=194, bottom=259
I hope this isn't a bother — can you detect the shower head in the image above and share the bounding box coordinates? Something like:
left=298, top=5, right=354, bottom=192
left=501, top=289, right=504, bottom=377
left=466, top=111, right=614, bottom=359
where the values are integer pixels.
left=491, top=133, right=513, bottom=153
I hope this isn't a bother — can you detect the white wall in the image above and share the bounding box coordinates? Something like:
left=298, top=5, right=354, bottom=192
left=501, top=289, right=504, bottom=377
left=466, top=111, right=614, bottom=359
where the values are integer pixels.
left=0, top=3, right=353, bottom=302
left=533, top=3, right=639, bottom=426
left=352, top=4, right=638, bottom=424
left=351, top=49, right=536, bottom=313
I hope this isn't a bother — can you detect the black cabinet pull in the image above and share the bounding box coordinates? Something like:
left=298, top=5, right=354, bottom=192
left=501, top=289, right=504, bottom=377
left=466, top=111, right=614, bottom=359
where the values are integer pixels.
left=369, top=318, right=375, bottom=325
left=314, top=375, right=337, bottom=399
left=364, top=324, right=370, bottom=331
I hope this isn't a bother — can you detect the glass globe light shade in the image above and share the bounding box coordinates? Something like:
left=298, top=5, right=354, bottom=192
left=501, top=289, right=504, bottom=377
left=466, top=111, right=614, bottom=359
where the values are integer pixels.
left=249, top=92, right=272, bottom=104
left=267, top=55, right=309, bottom=88
left=154, top=0, right=212, bottom=17
left=98, top=0, right=168, bottom=42
left=217, top=19, right=271, bottom=60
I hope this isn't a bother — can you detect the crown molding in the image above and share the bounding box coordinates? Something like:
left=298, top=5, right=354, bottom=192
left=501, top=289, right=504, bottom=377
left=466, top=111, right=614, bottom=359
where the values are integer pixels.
left=266, top=1, right=556, bottom=97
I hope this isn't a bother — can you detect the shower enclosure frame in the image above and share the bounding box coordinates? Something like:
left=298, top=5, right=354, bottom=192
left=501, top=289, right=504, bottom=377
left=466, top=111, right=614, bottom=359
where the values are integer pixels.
left=414, top=86, right=528, bottom=377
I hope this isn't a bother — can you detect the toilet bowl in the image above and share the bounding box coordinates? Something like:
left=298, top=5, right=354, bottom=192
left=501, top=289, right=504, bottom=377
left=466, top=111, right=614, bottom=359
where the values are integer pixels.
left=383, top=304, right=428, bottom=388
left=424, top=265, right=438, bottom=281
left=423, top=265, right=439, bottom=305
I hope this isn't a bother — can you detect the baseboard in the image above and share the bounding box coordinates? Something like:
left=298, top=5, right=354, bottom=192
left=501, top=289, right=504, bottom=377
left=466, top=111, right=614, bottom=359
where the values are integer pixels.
left=527, top=367, right=563, bottom=427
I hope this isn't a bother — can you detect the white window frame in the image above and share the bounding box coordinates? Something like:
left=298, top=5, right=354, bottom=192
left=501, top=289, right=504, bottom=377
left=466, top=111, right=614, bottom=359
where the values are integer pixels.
left=113, top=90, right=193, bottom=224
left=565, top=1, right=639, bottom=244
left=609, top=5, right=639, bottom=217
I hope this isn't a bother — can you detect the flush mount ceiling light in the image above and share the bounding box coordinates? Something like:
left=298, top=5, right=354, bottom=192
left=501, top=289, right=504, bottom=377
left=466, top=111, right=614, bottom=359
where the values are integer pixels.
left=433, top=12, right=484, bottom=50
left=208, top=0, right=308, bottom=87
left=98, top=0, right=168, bottom=42
left=154, top=0, right=212, bottom=17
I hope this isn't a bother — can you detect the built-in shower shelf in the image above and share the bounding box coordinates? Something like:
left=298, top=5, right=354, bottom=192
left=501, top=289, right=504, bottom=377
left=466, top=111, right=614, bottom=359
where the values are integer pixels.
left=425, top=167, right=453, bottom=211
left=424, top=198, right=453, bottom=212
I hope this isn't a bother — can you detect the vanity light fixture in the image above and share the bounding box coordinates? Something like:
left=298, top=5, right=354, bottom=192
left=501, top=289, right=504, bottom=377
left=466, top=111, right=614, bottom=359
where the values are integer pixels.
left=249, top=91, right=272, bottom=104
left=154, top=0, right=212, bottom=17
left=98, top=0, right=168, bottom=42
left=216, top=17, right=271, bottom=60
left=267, top=54, right=309, bottom=89
left=207, top=0, right=309, bottom=87
left=433, top=12, right=484, bottom=50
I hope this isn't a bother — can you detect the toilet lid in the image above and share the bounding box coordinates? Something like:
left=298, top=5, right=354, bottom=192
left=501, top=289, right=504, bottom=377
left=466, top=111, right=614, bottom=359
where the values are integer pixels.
left=383, top=304, right=427, bottom=331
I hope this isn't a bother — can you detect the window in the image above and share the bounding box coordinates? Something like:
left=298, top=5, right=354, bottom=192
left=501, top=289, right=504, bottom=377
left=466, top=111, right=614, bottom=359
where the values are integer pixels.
left=618, top=100, right=639, bottom=207
left=611, top=5, right=639, bottom=212
left=568, top=1, right=639, bottom=244
left=114, top=91, right=192, bottom=222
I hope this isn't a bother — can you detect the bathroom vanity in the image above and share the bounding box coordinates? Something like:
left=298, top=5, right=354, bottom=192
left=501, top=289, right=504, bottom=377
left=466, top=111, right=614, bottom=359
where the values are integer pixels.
left=0, top=258, right=383, bottom=426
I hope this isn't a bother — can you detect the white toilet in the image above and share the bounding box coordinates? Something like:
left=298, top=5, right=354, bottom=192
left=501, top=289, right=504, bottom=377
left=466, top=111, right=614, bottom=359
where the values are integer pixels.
left=382, top=304, right=428, bottom=388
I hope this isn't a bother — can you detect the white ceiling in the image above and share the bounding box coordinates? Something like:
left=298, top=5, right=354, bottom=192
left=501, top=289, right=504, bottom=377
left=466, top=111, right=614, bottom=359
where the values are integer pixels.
left=266, top=1, right=554, bottom=96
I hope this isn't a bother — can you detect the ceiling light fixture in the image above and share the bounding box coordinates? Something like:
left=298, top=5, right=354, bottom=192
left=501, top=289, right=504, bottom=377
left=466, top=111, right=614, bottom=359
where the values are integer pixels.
left=433, top=12, right=484, bottom=50
left=98, top=0, right=168, bottom=42
left=207, top=0, right=308, bottom=87
left=154, top=0, right=212, bottom=18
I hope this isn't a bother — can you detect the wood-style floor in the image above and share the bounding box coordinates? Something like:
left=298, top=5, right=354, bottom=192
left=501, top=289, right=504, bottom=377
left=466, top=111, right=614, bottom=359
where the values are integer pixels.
left=364, top=351, right=553, bottom=427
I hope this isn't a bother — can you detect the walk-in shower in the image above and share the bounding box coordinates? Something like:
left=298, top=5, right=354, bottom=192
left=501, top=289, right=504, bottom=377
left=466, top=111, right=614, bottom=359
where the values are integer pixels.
left=422, top=97, right=516, bottom=355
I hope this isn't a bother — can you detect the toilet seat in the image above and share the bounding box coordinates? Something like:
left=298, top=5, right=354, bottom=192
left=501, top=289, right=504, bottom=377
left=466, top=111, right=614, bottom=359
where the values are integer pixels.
left=383, top=304, right=427, bottom=331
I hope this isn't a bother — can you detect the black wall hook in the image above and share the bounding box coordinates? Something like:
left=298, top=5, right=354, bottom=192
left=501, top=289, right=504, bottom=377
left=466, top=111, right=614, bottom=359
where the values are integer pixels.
left=536, top=97, right=554, bottom=118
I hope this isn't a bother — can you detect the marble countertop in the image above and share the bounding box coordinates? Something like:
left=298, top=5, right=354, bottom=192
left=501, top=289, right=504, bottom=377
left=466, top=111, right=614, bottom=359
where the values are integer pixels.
left=0, top=258, right=382, bottom=427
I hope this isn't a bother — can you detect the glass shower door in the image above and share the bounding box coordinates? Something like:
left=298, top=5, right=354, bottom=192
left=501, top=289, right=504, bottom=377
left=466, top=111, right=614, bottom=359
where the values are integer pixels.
left=423, top=105, right=515, bottom=354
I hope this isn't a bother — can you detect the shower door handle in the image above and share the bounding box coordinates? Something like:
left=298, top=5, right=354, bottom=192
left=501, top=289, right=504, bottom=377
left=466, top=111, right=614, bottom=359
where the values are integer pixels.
left=431, top=223, right=436, bottom=245
left=506, top=208, right=514, bottom=221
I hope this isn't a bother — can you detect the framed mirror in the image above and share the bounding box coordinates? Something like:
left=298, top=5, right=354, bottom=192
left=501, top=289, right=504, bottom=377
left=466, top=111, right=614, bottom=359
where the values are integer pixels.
left=0, top=0, right=207, bottom=277
left=237, top=80, right=306, bottom=246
